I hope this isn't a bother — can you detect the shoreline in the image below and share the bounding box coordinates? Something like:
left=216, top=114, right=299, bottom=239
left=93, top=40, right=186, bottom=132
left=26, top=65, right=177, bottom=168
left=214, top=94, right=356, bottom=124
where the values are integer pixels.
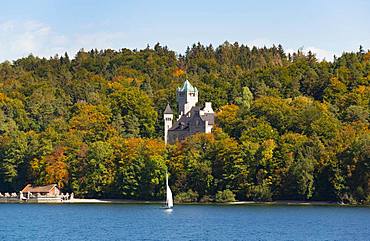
left=20, top=198, right=370, bottom=206
left=65, top=199, right=336, bottom=205
left=67, top=199, right=370, bottom=206
left=1, top=198, right=368, bottom=206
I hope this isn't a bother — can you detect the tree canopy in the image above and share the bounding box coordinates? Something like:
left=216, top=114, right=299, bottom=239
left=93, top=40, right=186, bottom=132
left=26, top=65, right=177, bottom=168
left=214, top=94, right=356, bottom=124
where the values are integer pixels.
left=0, top=43, right=369, bottom=204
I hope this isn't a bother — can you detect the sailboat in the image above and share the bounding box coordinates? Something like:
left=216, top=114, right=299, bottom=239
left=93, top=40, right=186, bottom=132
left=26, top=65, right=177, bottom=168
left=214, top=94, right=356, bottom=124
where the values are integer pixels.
left=165, top=172, right=174, bottom=209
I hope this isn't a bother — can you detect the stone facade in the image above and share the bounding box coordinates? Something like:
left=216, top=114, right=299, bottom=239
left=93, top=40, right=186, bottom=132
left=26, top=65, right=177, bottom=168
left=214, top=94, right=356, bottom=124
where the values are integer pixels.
left=164, top=80, right=214, bottom=144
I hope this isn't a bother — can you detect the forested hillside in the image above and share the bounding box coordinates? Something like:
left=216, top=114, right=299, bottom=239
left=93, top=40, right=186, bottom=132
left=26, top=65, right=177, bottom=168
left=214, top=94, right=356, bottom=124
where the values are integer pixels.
left=0, top=42, right=368, bottom=204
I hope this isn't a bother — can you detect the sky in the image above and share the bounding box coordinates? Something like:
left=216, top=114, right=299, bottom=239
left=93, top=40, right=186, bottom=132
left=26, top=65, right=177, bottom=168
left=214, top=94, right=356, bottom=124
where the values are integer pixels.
left=0, top=0, right=369, bottom=62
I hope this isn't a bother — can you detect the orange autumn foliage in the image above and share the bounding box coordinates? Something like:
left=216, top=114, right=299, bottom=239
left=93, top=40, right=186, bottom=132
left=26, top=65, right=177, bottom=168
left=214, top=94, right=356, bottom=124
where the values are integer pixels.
left=44, top=146, right=69, bottom=188
left=121, top=138, right=166, bottom=161
left=173, top=68, right=185, bottom=77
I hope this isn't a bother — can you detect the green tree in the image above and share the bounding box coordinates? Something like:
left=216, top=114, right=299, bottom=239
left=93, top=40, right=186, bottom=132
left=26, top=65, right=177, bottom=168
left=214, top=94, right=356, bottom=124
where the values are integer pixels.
left=235, top=86, right=253, bottom=111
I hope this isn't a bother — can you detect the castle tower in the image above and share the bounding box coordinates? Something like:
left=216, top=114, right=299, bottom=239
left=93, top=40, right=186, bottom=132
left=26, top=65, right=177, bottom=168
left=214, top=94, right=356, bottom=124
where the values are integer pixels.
left=176, top=80, right=198, bottom=116
left=163, top=103, right=174, bottom=144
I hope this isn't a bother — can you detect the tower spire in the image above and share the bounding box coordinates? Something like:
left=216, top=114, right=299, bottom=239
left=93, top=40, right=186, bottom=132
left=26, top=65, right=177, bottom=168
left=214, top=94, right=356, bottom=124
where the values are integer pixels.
left=176, top=79, right=198, bottom=115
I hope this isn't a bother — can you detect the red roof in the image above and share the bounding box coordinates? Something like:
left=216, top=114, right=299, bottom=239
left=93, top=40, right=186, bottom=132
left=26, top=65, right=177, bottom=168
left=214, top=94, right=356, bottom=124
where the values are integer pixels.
left=21, top=184, right=58, bottom=193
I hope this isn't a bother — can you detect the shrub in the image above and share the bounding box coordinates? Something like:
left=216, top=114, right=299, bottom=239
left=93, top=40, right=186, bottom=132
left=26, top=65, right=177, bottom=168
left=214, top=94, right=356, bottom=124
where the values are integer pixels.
left=246, top=183, right=272, bottom=201
left=175, top=189, right=199, bottom=203
left=364, top=195, right=370, bottom=205
left=215, top=189, right=236, bottom=203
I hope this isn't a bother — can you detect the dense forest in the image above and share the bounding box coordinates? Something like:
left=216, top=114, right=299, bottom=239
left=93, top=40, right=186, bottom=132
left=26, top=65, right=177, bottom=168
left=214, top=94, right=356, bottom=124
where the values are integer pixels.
left=0, top=42, right=368, bottom=204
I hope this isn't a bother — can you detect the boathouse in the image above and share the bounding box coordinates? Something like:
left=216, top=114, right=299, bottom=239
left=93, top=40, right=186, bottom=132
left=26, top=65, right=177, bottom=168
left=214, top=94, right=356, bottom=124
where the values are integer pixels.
left=21, top=184, right=61, bottom=196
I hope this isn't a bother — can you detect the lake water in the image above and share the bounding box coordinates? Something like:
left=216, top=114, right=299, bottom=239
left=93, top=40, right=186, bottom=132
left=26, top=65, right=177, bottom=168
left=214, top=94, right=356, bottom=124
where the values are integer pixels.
left=0, top=204, right=369, bottom=241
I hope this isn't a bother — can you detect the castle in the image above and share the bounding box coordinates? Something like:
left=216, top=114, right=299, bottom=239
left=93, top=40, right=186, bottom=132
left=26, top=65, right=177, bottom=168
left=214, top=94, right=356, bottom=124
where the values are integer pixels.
left=164, top=80, right=214, bottom=144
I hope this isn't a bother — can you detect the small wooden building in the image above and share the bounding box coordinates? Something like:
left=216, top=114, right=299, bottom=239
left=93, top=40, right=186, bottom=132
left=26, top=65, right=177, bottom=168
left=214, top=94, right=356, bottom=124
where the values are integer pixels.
left=21, top=184, right=60, bottom=196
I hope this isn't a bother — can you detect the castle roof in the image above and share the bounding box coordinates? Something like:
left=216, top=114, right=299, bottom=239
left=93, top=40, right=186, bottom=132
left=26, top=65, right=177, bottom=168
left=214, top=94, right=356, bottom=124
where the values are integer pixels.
left=169, top=106, right=214, bottom=131
left=164, top=103, right=174, bottom=114
left=169, top=113, right=190, bottom=131
left=178, top=80, right=198, bottom=92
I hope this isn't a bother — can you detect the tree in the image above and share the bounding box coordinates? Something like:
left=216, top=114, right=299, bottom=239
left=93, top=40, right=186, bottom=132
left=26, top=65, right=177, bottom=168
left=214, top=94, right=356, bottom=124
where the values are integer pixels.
left=70, top=141, right=115, bottom=198
left=0, top=131, right=28, bottom=191
left=115, top=138, right=166, bottom=199
left=216, top=104, right=241, bottom=138
left=69, top=103, right=112, bottom=142
left=278, top=133, right=320, bottom=200
left=168, top=133, right=215, bottom=198
left=339, top=134, right=370, bottom=203
left=109, top=83, right=157, bottom=137
left=235, top=86, right=253, bottom=111
left=31, top=146, right=69, bottom=188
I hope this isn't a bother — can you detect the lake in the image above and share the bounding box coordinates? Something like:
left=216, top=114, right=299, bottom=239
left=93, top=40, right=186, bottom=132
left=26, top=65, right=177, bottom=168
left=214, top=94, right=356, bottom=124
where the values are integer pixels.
left=0, top=204, right=369, bottom=241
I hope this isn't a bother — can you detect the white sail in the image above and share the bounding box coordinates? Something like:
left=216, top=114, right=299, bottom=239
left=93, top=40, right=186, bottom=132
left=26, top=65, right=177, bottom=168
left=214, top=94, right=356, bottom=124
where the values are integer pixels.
left=166, top=173, right=173, bottom=208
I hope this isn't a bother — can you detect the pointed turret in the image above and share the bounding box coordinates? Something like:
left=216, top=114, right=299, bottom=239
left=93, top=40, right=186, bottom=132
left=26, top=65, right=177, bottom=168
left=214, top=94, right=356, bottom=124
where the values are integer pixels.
left=163, top=103, right=174, bottom=144
left=164, top=103, right=174, bottom=114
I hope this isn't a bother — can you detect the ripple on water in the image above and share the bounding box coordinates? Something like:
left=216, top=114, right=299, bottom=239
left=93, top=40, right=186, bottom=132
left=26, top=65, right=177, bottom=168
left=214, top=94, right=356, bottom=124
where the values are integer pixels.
left=0, top=204, right=369, bottom=241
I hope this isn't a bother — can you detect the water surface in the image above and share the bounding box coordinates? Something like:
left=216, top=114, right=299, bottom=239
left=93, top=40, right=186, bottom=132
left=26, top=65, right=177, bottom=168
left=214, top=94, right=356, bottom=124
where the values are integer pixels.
left=0, top=204, right=369, bottom=240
